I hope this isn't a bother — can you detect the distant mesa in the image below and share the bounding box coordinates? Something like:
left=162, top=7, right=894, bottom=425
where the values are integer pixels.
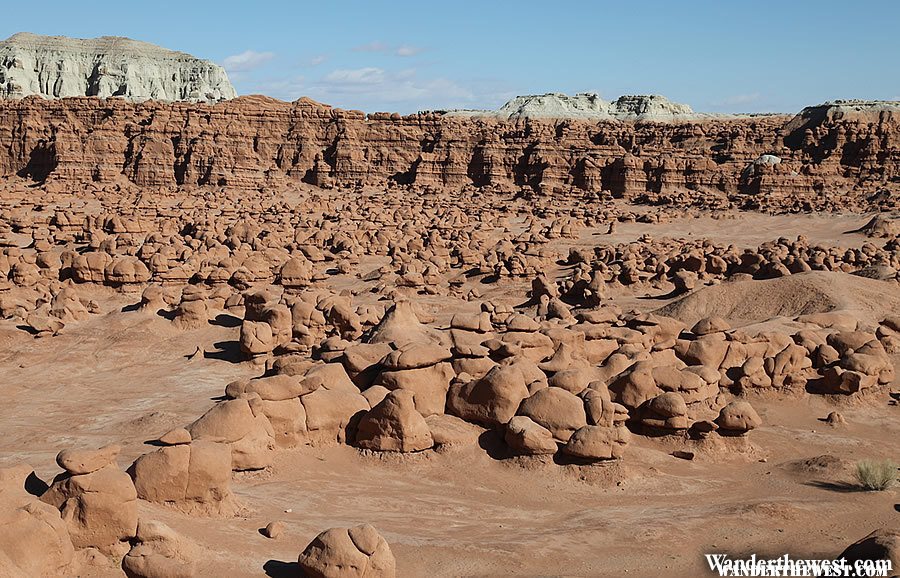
left=439, top=93, right=900, bottom=123
left=0, top=32, right=236, bottom=103
left=440, top=92, right=712, bottom=122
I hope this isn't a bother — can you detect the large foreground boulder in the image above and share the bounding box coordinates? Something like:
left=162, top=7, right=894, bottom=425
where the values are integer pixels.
left=833, top=528, right=899, bottom=578
left=297, top=524, right=396, bottom=578
left=0, top=464, right=76, bottom=577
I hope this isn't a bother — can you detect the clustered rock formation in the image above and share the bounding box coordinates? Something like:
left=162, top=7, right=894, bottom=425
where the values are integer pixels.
left=0, top=33, right=235, bottom=102
left=0, top=95, right=897, bottom=212
left=0, top=448, right=399, bottom=577
left=0, top=40, right=896, bottom=573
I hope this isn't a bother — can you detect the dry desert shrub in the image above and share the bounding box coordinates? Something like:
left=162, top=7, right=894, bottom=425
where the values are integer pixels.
left=854, top=459, right=899, bottom=491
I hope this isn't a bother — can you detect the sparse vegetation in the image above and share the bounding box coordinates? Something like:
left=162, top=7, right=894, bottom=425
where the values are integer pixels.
left=855, top=459, right=899, bottom=491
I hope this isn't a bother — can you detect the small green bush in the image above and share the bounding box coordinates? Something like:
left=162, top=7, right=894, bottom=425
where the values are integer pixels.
left=855, top=459, right=899, bottom=491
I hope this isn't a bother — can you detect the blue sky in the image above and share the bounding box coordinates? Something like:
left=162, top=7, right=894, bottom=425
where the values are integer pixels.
left=3, top=0, right=898, bottom=113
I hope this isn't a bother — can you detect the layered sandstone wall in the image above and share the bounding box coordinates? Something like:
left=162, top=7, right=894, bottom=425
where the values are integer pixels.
left=0, top=33, right=235, bottom=103
left=0, top=95, right=897, bottom=208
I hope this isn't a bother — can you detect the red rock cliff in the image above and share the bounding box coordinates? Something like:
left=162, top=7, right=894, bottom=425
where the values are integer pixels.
left=0, top=95, right=897, bottom=208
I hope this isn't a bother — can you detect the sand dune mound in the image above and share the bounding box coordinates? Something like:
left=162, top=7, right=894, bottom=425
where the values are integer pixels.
left=655, top=271, right=900, bottom=327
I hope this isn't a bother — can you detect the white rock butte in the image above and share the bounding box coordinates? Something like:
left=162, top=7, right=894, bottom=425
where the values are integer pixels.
left=0, top=32, right=236, bottom=102
left=443, top=93, right=712, bottom=122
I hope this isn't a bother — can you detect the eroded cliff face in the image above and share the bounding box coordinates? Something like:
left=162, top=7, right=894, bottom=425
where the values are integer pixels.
left=0, top=33, right=235, bottom=103
left=0, top=95, right=897, bottom=210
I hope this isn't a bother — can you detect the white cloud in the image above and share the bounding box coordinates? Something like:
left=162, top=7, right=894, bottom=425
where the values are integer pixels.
left=307, top=54, right=328, bottom=67
left=396, top=45, right=423, bottom=57
left=222, top=50, right=275, bottom=72
left=324, top=67, right=386, bottom=85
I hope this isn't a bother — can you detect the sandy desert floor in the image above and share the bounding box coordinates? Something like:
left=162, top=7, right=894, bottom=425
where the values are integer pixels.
left=0, top=198, right=897, bottom=577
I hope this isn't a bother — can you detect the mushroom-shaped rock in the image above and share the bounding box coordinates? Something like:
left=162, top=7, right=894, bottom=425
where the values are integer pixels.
left=172, top=286, right=209, bottom=330
left=240, top=320, right=275, bottom=357
left=139, top=286, right=167, bottom=312
left=715, top=401, right=762, bottom=435
left=297, top=524, right=396, bottom=578
left=41, top=460, right=138, bottom=554
left=356, top=390, right=434, bottom=452
left=641, top=392, right=690, bottom=431
left=121, top=520, right=198, bottom=578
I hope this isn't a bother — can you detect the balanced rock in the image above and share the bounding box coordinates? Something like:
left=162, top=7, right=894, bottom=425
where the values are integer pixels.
left=41, top=460, right=138, bottom=554
left=56, top=444, right=121, bottom=476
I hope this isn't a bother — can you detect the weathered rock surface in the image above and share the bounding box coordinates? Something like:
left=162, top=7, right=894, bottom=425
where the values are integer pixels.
left=0, top=464, right=76, bottom=577
left=0, top=94, right=897, bottom=208
left=121, top=519, right=198, bottom=578
left=446, top=92, right=704, bottom=122
left=0, top=33, right=235, bottom=102
left=297, top=524, right=396, bottom=578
